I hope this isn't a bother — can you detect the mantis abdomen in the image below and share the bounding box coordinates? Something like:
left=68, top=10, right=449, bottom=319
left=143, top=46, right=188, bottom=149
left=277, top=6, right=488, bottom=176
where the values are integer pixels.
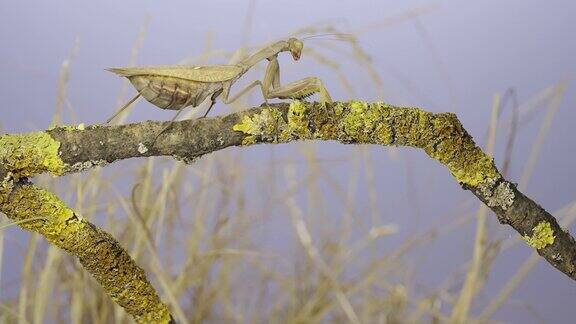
left=128, top=75, right=223, bottom=111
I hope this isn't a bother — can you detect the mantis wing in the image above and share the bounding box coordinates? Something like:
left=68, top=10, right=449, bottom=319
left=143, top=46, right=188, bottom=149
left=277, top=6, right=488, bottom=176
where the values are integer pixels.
left=107, top=65, right=243, bottom=82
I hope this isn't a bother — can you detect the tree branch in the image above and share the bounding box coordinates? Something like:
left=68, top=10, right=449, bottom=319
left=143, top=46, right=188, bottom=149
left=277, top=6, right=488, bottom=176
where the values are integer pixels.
left=1, top=100, right=575, bottom=320
left=0, top=181, right=173, bottom=323
left=0, top=133, right=174, bottom=322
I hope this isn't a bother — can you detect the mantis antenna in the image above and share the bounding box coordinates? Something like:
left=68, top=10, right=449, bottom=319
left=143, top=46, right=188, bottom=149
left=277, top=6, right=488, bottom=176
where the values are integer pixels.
left=301, top=33, right=354, bottom=41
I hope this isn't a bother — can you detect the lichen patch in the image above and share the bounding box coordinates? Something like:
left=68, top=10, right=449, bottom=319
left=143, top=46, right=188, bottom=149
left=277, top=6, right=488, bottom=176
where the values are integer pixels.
left=173, top=154, right=200, bottom=165
left=232, top=100, right=501, bottom=188
left=0, top=132, right=65, bottom=179
left=233, top=106, right=286, bottom=145
left=479, top=179, right=515, bottom=210
left=284, top=100, right=311, bottom=139
left=0, top=184, right=86, bottom=242
left=488, top=181, right=515, bottom=210
left=64, top=160, right=108, bottom=174
left=523, top=221, right=555, bottom=249
left=137, top=143, right=149, bottom=154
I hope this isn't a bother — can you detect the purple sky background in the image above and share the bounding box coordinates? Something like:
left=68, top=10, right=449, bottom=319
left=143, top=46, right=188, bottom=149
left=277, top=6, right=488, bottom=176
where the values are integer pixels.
left=1, top=0, right=576, bottom=322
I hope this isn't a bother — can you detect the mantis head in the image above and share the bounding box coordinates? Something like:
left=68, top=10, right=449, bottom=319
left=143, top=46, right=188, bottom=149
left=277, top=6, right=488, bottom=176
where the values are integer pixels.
left=287, top=38, right=304, bottom=61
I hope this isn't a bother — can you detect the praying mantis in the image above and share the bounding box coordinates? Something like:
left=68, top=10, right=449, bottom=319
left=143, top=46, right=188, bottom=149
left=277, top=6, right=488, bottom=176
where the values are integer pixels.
left=106, top=37, right=333, bottom=129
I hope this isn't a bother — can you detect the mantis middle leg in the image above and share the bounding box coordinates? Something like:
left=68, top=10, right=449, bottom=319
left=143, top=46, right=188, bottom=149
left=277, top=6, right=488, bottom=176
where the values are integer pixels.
left=262, top=57, right=332, bottom=104
left=221, top=57, right=279, bottom=105
left=266, top=76, right=333, bottom=104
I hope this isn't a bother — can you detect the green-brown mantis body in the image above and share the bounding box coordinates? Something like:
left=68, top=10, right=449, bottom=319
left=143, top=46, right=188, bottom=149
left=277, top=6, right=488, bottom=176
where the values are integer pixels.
left=106, top=37, right=333, bottom=127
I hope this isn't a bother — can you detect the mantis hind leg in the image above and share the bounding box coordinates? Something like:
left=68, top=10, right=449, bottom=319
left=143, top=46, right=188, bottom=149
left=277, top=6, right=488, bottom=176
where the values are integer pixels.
left=151, top=107, right=187, bottom=145
left=151, top=90, right=195, bottom=145
left=106, top=93, right=141, bottom=124
left=153, top=88, right=223, bottom=145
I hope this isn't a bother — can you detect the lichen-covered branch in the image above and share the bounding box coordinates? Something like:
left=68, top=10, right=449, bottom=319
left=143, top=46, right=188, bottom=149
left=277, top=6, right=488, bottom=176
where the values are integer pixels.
left=1, top=100, right=575, bottom=314
left=230, top=101, right=575, bottom=280
left=0, top=135, right=173, bottom=322
left=0, top=181, right=173, bottom=323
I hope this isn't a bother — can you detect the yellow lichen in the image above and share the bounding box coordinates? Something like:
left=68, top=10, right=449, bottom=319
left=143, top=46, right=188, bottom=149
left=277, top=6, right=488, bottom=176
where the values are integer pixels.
left=241, top=135, right=257, bottom=145
left=1, top=184, right=86, bottom=242
left=0, top=184, right=172, bottom=323
left=232, top=100, right=500, bottom=188
left=341, top=101, right=383, bottom=143
left=524, top=221, right=555, bottom=249
left=233, top=115, right=260, bottom=145
left=284, top=100, right=311, bottom=139
left=233, top=101, right=319, bottom=144
left=374, top=122, right=394, bottom=145
left=136, top=308, right=173, bottom=324
left=0, top=132, right=65, bottom=179
left=422, top=114, right=500, bottom=187
left=447, top=153, right=499, bottom=187
left=337, top=102, right=499, bottom=187
left=232, top=115, right=257, bottom=134
left=233, top=107, right=286, bottom=144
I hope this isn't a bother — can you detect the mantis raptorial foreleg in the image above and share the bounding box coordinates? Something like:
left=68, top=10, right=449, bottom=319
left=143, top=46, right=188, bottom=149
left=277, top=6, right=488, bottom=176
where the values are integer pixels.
left=221, top=56, right=280, bottom=105
left=270, top=76, right=333, bottom=104
left=222, top=56, right=333, bottom=106
left=261, top=57, right=332, bottom=104
left=222, top=80, right=268, bottom=105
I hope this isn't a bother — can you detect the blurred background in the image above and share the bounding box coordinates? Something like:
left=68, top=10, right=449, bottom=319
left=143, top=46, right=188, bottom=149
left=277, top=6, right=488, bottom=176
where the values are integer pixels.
left=1, top=0, right=575, bottom=323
